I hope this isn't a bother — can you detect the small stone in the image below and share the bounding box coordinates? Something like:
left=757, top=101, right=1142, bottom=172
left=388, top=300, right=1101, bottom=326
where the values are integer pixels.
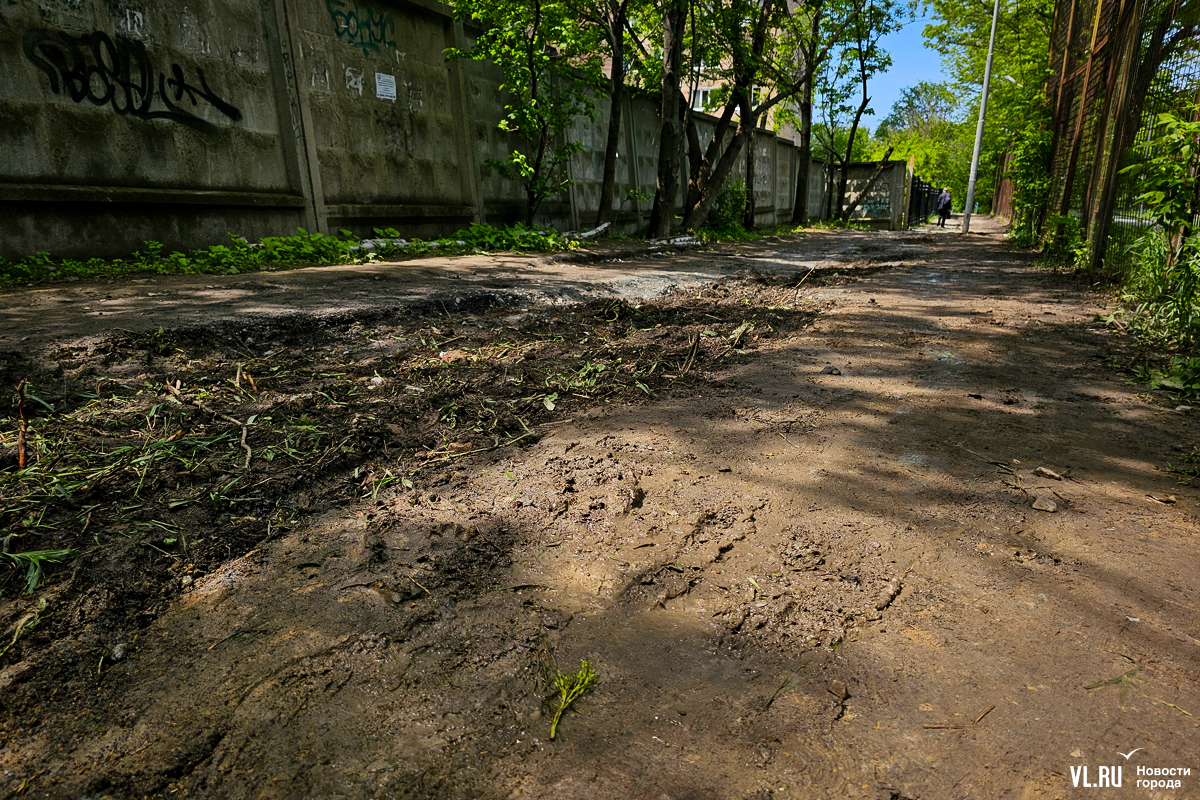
left=370, top=376, right=385, bottom=386
left=620, top=486, right=646, bottom=514
left=1176, top=405, right=1192, bottom=413
left=1032, top=495, right=1057, bottom=513
left=181, top=575, right=194, bottom=588
left=110, top=643, right=128, bottom=661
left=1034, top=467, right=1062, bottom=480
left=875, top=577, right=901, bottom=610
left=717, top=465, right=733, bottom=473
left=828, top=680, right=848, bottom=701
left=820, top=365, right=842, bottom=375
left=439, top=349, right=471, bottom=363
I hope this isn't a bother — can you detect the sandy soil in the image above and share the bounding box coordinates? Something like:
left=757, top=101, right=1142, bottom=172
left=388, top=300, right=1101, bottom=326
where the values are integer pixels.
left=2, top=218, right=1199, bottom=800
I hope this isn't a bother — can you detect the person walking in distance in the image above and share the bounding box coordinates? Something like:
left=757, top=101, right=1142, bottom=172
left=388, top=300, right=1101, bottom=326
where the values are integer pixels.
left=936, top=188, right=952, bottom=228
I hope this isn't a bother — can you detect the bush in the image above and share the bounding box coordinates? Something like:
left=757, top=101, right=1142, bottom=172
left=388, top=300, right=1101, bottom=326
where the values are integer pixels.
left=708, top=179, right=749, bottom=228
left=1109, top=107, right=1200, bottom=353
left=1117, top=230, right=1200, bottom=352
left=1005, top=116, right=1052, bottom=248
left=1040, top=213, right=1088, bottom=270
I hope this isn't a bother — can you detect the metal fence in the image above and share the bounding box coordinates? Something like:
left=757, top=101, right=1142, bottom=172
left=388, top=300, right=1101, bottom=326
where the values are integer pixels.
left=907, top=176, right=942, bottom=227
left=1044, top=0, right=1200, bottom=272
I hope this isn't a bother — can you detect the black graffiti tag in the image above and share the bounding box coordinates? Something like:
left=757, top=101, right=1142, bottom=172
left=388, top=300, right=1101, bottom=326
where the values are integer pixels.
left=325, top=0, right=397, bottom=56
left=23, top=29, right=242, bottom=132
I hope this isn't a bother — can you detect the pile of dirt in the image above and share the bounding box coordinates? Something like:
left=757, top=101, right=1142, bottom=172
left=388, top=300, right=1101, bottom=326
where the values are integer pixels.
left=0, top=272, right=838, bottom=715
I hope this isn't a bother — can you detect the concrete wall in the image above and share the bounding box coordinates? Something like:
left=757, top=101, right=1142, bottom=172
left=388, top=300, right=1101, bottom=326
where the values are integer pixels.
left=803, top=160, right=907, bottom=228
left=840, top=161, right=907, bottom=229
left=0, top=0, right=910, bottom=258
left=1, top=0, right=310, bottom=256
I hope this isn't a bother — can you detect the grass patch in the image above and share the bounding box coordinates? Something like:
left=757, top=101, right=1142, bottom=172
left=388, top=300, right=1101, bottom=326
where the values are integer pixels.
left=698, top=218, right=869, bottom=244
left=0, top=223, right=576, bottom=288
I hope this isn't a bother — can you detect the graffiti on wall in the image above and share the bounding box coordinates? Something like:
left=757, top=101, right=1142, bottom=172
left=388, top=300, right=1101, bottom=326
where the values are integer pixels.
left=325, top=0, right=396, bottom=56
left=861, top=197, right=891, bottom=216
left=23, top=29, right=242, bottom=132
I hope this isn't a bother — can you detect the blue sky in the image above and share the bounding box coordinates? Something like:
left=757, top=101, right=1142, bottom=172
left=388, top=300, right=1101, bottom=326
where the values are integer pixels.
left=861, top=15, right=950, bottom=128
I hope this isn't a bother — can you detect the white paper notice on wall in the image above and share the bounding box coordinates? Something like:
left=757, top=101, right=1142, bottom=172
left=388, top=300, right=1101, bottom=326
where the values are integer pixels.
left=375, top=73, right=397, bottom=102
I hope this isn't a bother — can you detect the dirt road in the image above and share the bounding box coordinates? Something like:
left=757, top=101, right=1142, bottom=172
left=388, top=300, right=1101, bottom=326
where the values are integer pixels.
left=2, top=218, right=1198, bottom=799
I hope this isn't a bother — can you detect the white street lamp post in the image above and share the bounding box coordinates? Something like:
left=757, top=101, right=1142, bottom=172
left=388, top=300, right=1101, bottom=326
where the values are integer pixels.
left=962, top=0, right=1002, bottom=234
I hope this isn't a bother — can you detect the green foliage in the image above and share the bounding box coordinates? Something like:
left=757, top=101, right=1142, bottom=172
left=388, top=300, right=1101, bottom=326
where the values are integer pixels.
left=816, top=122, right=877, bottom=163
left=921, top=0, right=1055, bottom=212
left=708, top=178, right=750, bottom=227
left=1121, top=109, right=1200, bottom=260
left=1041, top=214, right=1088, bottom=270
left=549, top=659, right=597, bottom=740
left=1109, top=108, right=1200, bottom=354
left=623, top=187, right=654, bottom=213
left=813, top=0, right=906, bottom=167
left=1148, top=356, right=1200, bottom=395
left=872, top=81, right=970, bottom=204
left=448, top=0, right=604, bottom=224
left=451, top=222, right=572, bottom=252
left=876, top=82, right=960, bottom=139
left=0, top=230, right=355, bottom=285
left=1114, top=231, right=1200, bottom=351
left=2, top=549, right=76, bottom=594
left=1005, top=111, right=1053, bottom=246
left=544, top=361, right=608, bottom=393
left=0, top=224, right=573, bottom=285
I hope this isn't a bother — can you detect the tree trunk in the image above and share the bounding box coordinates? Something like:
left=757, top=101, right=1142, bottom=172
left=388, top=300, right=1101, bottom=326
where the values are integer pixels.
left=525, top=130, right=547, bottom=227
left=649, top=0, right=686, bottom=237
left=838, top=145, right=894, bottom=220
left=836, top=91, right=871, bottom=220
left=790, top=5, right=821, bottom=224
left=595, top=12, right=626, bottom=225
left=743, top=128, right=757, bottom=229
left=682, top=118, right=754, bottom=229
left=684, top=100, right=738, bottom=215
left=676, top=0, right=778, bottom=231
left=790, top=75, right=814, bottom=224
left=685, top=104, right=702, bottom=184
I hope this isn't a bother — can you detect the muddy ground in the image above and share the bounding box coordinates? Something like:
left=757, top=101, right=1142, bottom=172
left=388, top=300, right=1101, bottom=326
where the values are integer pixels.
left=2, top=218, right=1199, bottom=799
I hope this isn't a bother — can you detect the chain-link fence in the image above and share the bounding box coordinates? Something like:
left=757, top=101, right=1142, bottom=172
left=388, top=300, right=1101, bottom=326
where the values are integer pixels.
left=1044, top=0, right=1199, bottom=272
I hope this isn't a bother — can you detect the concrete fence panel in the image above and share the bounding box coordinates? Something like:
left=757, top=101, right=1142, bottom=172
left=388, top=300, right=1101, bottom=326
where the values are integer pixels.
left=295, top=0, right=480, bottom=233
left=0, top=1, right=909, bottom=258
left=1, top=0, right=307, bottom=257
left=774, top=138, right=794, bottom=222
